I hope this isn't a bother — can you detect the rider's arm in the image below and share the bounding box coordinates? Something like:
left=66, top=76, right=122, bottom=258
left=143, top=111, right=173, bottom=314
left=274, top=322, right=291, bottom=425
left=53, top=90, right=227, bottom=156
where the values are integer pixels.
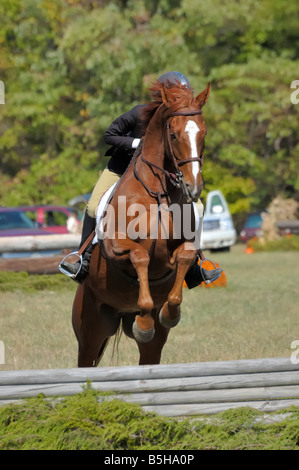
left=104, top=105, right=141, bottom=152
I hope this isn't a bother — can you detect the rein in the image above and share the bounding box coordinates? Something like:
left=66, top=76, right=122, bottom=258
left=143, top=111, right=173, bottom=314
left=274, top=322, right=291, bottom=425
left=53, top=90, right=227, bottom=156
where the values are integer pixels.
left=133, top=151, right=168, bottom=206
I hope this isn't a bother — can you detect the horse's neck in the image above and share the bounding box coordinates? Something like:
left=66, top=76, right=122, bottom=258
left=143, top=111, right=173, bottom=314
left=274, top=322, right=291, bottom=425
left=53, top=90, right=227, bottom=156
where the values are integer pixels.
left=135, top=106, right=168, bottom=191
left=134, top=106, right=184, bottom=204
left=143, top=107, right=166, bottom=163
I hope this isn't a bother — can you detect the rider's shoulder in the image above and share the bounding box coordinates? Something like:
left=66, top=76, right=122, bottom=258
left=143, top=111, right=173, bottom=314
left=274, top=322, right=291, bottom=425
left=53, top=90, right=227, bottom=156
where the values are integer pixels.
left=131, top=104, right=145, bottom=114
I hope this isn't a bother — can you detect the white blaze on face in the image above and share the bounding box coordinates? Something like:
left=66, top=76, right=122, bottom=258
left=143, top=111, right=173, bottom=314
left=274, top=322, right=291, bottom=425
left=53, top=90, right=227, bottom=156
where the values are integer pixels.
left=184, top=120, right=200, bottom=187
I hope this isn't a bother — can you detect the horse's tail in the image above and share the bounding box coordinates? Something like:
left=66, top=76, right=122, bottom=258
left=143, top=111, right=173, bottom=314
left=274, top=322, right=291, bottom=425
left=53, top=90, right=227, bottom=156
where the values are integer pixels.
left=111, top=322, right=123, bottom=363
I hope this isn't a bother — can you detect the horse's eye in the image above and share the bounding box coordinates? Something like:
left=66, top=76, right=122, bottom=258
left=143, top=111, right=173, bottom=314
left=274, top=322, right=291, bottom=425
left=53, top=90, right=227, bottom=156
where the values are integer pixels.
left=170, top=133, right=176, bottom=141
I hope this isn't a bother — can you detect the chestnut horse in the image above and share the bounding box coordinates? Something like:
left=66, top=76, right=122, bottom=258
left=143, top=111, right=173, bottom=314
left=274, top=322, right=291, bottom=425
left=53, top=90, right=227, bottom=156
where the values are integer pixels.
left=72, top=81, right=210, bottom=367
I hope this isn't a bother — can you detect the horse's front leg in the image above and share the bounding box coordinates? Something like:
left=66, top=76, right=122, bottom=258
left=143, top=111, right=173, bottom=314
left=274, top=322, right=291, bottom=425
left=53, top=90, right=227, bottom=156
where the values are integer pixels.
left=159, top=242, right=196, bottom=328
left=129, top=246, right=155, bottom=343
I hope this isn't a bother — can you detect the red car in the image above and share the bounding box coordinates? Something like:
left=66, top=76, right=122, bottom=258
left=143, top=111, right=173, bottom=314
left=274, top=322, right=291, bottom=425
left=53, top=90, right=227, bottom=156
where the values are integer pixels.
left=0, top=208, right=51, bottom=237
left=240, top=212, right=265, bottom=243
left=18, top=205, right=80, bottom=234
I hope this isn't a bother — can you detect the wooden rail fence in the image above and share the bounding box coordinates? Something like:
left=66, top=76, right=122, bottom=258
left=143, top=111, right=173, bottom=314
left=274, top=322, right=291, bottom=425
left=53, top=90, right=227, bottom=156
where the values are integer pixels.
left=1, top=357, right=299, bottom=416
left=0, top=234, right=81, bottom=253
left=0, top=234, right=80, bottom=274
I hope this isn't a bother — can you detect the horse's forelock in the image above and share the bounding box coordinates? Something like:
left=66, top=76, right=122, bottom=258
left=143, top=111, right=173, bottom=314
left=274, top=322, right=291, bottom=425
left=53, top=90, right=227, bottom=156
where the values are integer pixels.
left=140, top=80, right=194, bottom=130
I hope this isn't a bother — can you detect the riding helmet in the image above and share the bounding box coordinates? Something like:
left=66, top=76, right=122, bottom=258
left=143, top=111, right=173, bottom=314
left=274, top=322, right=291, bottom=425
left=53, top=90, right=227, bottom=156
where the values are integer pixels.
left=157, top=71, right=191, bottom=88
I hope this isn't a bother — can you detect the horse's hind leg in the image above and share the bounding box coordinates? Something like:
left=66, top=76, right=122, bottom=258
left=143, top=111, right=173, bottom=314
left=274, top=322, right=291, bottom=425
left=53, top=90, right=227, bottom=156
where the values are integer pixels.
left=72, top=284, right=120, bottom=367
left=136, top=309, right=170, bottom=365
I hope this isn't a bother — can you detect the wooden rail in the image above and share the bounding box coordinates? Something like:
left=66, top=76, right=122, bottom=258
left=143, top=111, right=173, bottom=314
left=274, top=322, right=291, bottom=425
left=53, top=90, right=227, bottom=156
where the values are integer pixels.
left=1, top=357, right=299, bottom=416
left=0, top=234, right=81, bottom=274
left=0, top=234, right=80, bottom=253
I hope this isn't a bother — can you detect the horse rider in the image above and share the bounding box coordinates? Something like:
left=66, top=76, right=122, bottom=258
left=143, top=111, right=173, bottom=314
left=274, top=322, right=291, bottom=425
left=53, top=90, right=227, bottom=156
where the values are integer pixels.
left=60, top=72, right=223, bottom=287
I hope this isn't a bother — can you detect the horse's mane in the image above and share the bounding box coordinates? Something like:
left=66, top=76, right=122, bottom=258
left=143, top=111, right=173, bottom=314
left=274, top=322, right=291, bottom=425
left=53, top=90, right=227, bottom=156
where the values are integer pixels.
left=140, top=80, right=195, bottom=132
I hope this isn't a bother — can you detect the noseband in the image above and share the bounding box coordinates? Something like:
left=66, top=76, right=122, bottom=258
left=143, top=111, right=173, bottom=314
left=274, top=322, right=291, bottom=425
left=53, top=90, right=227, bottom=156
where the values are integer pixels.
left=133, top=108, right=204, bottom=203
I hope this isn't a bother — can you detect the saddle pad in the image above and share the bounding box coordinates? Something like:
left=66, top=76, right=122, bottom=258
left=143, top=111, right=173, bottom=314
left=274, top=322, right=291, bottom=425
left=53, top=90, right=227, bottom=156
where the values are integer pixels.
left=93, top=182, right=117, bottom=244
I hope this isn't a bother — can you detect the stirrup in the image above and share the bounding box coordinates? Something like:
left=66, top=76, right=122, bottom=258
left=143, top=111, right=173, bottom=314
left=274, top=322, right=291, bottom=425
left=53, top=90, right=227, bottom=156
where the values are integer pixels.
left=199, top=257, right=221, bottom=285
left=58, top=251, right=83, bottom=279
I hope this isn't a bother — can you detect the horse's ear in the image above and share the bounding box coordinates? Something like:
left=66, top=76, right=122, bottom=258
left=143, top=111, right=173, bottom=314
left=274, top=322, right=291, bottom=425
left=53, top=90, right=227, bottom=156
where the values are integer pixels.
left=195, top=82, right=210, bottom=109
left=161, top=82, right=171, bottom=107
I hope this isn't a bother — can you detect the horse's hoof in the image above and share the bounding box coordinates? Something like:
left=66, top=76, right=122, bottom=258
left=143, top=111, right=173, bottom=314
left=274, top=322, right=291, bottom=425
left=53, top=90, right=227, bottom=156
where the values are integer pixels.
left=159, top=308, right=181, bottom=328
left=132, top=320, right=155, bottom=343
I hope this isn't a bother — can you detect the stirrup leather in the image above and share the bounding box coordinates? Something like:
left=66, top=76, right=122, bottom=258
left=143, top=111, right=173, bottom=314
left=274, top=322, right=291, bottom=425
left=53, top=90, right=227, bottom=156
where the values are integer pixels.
left=58, top=252, right=83, bottom=279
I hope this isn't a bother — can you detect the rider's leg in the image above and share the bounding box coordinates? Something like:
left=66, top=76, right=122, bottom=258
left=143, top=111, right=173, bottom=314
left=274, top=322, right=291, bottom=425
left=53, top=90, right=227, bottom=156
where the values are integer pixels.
left=87, top=169, right=122, bottom=220
left=60, top=169, right=121, bottom=282
left=59, top=211, right=96, bottom=281
left=184, top=200, right=223, bottom=289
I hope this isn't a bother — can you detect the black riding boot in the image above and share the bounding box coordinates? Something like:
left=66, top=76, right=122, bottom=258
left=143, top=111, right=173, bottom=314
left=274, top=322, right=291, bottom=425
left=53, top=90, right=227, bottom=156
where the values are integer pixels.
left=184, top=260, right=223, bottom=289
left=59, top=213, right=96, bottom=283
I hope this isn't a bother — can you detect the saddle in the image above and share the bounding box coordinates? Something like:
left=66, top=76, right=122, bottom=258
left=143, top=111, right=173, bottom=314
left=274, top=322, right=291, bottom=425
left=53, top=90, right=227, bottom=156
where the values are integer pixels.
left=58, top=182, right=118, bottom=279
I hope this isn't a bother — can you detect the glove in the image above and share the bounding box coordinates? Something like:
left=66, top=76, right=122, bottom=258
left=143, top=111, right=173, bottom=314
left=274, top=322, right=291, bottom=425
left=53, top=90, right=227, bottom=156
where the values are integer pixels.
left=132, top=138, right=141, bottom=149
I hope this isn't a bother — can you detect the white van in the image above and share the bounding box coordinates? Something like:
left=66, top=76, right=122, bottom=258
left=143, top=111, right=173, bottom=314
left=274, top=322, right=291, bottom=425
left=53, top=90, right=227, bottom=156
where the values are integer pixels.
left=201, top=190, right=236, bottom=251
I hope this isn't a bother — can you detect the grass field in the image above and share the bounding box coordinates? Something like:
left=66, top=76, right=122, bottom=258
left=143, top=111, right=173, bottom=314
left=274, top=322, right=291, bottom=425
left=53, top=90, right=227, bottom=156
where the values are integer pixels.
left=1, top=244, right=298, bottom=371
left=1, top=244, right=299, bottom=451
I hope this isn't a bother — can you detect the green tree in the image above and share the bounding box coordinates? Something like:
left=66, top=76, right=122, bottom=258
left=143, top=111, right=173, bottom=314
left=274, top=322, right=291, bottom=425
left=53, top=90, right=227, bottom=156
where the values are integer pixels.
left=0, top=0, right=298, bottom=216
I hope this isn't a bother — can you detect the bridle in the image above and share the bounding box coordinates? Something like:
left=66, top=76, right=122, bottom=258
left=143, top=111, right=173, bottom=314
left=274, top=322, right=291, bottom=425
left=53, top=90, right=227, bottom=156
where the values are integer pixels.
left=133, top=108, right=204, bottom=204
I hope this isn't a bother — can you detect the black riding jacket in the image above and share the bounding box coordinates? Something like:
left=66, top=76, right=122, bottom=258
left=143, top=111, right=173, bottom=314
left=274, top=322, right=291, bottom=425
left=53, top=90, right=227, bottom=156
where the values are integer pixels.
left=104, top=104, right=144, bottom=175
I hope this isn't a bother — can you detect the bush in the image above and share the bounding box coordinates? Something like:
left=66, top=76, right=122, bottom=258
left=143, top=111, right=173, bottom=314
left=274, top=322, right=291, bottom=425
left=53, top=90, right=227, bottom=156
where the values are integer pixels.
left=1, top=390, right=299, bottom=450
left=248, top=235, right=299, bottom=252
